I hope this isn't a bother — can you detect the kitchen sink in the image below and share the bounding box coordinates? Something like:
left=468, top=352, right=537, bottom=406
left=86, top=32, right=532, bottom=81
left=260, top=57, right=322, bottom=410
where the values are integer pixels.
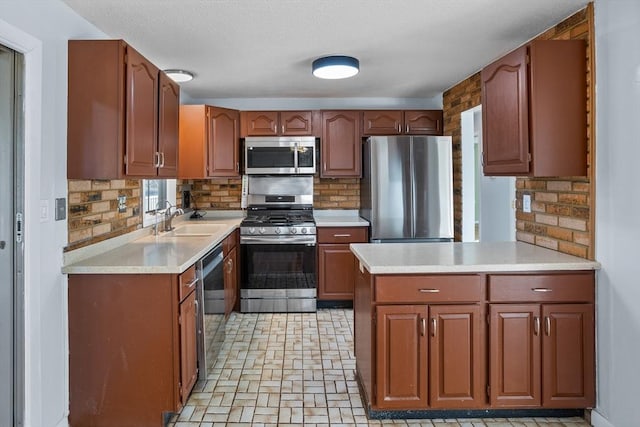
left=162, top=223, right=227, bottom=237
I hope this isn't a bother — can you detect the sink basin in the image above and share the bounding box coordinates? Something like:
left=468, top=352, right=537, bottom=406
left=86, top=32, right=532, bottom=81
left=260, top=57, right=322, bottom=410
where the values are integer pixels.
left=162, top=223, right=227, bottom=237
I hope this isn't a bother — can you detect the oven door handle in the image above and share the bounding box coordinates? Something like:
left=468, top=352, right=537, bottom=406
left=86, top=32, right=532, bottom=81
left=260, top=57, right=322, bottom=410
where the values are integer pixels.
left=241, top=235, right=316, bottom=245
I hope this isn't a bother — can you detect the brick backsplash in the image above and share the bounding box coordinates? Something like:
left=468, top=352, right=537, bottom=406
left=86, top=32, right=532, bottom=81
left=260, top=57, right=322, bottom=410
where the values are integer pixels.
left=67, top=179, right=142, bottom=251
left=177, top=177, right=360, bottom=210
left=443, top=5, right=595, bottom=259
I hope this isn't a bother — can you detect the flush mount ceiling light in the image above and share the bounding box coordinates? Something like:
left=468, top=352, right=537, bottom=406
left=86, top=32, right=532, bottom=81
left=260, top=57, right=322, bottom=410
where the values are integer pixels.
left=312, top=55, right=359, bottom=79
left=163, top=69, right=194, bottom=83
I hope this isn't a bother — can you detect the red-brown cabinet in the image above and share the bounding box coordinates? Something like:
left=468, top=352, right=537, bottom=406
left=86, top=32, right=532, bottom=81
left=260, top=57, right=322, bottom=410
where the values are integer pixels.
left=240, top=110, right=318, bottom=136
left=68, top=39, right=179, bottom=179
left=481, top=40, right=587, bottom=176
left=321, top=110, right=362, bottom=177
left=362, top=110, right=443, bottom=136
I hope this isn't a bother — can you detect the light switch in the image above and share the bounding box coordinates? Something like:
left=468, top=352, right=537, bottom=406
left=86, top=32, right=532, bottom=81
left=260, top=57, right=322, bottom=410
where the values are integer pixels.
left=40, top=200, right=49, bottom=222
left=523, top=194, right=532, bottom=213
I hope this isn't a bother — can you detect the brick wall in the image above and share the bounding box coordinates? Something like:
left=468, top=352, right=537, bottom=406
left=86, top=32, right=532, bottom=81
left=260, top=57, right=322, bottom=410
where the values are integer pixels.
left=443, top=5, right=595, bottom=259
left=67, top=179, right=141, bottom=251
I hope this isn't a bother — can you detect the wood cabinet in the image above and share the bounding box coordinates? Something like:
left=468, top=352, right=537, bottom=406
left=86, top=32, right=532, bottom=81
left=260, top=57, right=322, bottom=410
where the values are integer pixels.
left=362, top=110, right=443, bottom=136
left=481, top=40, right=587, bottom=176
left=317, top=226, right=368, bottom=301
left=488, top=273, right=595, bottom=409
left=240, top=110, right=319, bottom=136
left=223, top=230, right=239, bottom=316
left=321, top=110, right=362, bottom=177
left=68, top=268, right=200, bottom=426
left=67, top=39, right=180, bottom=179
left=356, top=272, right=486, bottom=411
left=179, top=105, right=240, bottom=178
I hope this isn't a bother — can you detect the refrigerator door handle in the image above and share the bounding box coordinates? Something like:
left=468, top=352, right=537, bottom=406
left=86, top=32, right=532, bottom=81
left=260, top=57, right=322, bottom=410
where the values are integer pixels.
left=410, top=137, right=416, bottom=238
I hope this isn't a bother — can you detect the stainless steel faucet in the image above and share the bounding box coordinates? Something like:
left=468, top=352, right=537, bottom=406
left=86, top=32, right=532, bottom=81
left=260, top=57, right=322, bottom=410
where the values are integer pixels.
left=163, top=202, right=184, bottom=232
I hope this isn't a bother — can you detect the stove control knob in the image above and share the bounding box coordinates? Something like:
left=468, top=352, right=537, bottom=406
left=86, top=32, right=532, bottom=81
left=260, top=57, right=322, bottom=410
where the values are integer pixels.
left=301, top=228, right=307, bottom=234
left=249, top=227, right=256, bottom=235
left=275, top=227, right=281, bottom=234
left=290, top=227, right=297, bottom=234
left=259, top=227, right=266, bottom=234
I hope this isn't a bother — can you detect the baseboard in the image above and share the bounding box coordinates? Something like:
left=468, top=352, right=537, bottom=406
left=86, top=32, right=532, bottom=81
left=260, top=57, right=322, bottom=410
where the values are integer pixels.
left=591, top=410, right=614, bottom=427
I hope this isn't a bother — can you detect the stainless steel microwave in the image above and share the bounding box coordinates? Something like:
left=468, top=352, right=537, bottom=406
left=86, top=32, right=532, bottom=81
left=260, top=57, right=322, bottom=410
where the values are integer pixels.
left=244, top=136, right=316, bottom=175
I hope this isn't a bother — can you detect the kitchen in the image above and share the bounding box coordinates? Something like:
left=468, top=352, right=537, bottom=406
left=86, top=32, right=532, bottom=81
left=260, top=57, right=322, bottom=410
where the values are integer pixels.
left=0, top=1, right=638, bottom=427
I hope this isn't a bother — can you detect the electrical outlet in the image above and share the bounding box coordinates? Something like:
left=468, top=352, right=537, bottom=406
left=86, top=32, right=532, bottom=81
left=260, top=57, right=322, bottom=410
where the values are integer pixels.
left=523, top=194, right=532, bottom=213
left=183, top=190, right=191, bottom=209
left=118, top=195, right=127, bottom=213
left=55, top=198, right=66, bottom=221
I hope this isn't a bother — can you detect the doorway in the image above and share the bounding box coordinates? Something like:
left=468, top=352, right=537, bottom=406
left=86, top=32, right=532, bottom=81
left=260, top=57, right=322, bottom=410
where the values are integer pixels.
left=461, top=106, right=515, bottom=242
left=0, top=43, right=25, bottom=426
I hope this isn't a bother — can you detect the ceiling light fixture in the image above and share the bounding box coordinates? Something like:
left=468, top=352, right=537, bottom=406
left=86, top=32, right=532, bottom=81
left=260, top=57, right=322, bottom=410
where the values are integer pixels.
left=312, top=55, right=359, bottom=79
left=163, top=69, right=194, bottom=83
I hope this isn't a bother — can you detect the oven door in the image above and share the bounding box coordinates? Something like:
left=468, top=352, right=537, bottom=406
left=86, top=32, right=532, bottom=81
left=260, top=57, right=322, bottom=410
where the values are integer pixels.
left=240, top=238, right=317, bottom=312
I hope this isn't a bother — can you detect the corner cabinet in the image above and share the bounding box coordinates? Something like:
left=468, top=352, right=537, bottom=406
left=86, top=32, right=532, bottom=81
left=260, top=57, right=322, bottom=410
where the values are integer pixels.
left=68, top=39, right=180, bottom=179
left=179, top=105, right=240, bottom=178
left=362, top=110, right=443, bottom=136
left=317, top=226, right=368, bottom=301
left=481, top=40, right=587, bottom=176
left=321, top=110, right=362, bottom=178
left=68, top=268, right=199, bottom=426
left=240, top=110, right=319, bottom=136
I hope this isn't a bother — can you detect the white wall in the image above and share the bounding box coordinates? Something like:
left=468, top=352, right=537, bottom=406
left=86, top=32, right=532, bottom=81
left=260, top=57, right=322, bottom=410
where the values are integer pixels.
left=0, top=1, right=105, bottom=426
left=593, top=1, right=640, bottom=426
left=187, top=96, right=443, bottom=110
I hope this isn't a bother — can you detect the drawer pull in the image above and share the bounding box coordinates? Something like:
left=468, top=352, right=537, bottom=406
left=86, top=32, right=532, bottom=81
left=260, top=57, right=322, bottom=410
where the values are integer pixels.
left=534, top=316, right=540, bottom=336
left=333, top=234, right=352, bottom=237
left=419, top=289, right=440, bottom=293
left=431, top=317, right=437, bottom=337
left=532, top=288, right=553, bottom=292
left=185, top=277, right=198, bottom=289
left=420, top=318, right=426, bottom=336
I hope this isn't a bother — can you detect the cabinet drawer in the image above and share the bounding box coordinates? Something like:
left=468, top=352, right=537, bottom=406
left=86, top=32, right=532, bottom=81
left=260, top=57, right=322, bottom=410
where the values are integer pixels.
left=317, top=227, right=368, bottom=243
left=488, top=272, right=594, bottom=303
left=375, top=275, right=484, bottom=303
left=179, top=264, right=198, bottom=301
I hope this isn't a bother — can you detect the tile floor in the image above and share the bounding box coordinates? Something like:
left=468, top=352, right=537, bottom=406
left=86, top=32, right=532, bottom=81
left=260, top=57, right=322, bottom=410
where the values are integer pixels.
left=169, top=309, right=591, bottom=427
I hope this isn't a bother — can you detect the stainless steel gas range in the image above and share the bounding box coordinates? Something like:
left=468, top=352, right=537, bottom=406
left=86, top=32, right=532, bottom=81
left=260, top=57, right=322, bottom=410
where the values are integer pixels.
left=239, top=176, right=317, bottom=312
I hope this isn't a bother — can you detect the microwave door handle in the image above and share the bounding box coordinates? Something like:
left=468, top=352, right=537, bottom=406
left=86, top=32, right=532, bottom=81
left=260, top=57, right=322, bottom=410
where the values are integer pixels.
left=294, top=141, right=299, bottom=173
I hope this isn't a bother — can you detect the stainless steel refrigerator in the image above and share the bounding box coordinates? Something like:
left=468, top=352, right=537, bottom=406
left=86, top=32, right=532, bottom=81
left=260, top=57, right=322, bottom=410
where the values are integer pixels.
left=360, top=136, right=454, bottom=242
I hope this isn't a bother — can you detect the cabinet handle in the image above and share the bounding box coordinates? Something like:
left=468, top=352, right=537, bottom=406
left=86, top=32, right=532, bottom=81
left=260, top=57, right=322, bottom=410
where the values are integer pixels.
left=194, top=299, right=199, bottom=317
left=160, top=152, right=165, bottom=167
left=323, top=162, right=327, bottom=171
left=236, top=162, right=239, bottom=172
left=418, top=288, right=440, bottom=293
left=532, top=288, right=553, bottom=293
left=397, top=124, right=401, bottom=133
left=534, top=316, right=540, bottom=336
left=154, top=152, right=161, bottom=167
left=185, top=277, right=198, bottom=289
left=281, top=124, right=284, bottom=134
left=545, top=316, right=551, bottom=336
left=333, top=234, right=351, bottom=237
left=406, top=124, right=409, bottom=133
left=431, top=317, right=437, bottom=337
left=420, top=317, right=426, bottom=336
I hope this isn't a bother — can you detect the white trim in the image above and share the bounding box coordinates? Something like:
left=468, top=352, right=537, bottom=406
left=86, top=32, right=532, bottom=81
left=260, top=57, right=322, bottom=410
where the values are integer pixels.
left=142, top=178, right=177, bottom=227
left=0, top=17, right=44, bottom=427
left=592, top=410, right=615, bottom=427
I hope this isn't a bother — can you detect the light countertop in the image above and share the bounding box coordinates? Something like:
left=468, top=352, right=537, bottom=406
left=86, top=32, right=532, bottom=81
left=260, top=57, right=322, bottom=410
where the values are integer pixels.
left=350, top=241, right=600, bottom=275
left=62, top=215, right=243, bottom=275
left=314, top=210, right=369, bottom=227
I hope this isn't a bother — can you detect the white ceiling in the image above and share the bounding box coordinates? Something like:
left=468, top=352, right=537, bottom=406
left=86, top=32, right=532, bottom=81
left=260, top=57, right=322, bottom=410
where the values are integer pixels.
left=62, top=0, right=590, bottom=101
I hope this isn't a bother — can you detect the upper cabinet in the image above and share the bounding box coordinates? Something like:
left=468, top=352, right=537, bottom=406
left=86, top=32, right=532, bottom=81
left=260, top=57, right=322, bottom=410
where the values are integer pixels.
left=240, top=110, right=319, bottom=136
left=179, top=105, right=240, bottom=179
left=321, top=110, right=362, bottom=178
left=362, top=110, right=443, bottom=136
left=481, top=40, right=587, bottom=176
left=67, top=40, right=180, bottom=179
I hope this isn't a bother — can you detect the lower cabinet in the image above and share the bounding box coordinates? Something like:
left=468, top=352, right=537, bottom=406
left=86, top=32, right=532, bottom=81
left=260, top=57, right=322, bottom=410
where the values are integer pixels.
left=68, top=267, right=200, bottom=427
left=317, top=226, right=368, bottom=301
left=375, top=303, right=484, bottom=410
left=223, top=230, right=239, bottom=315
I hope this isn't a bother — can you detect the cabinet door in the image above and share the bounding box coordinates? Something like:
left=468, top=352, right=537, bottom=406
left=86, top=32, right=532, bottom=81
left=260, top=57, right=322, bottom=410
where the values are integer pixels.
left=481, top=45, right=530, bottom=175
left=179, top=290, right=198, bottom=405
left=244, top=111, right=279, bottom=136
left=376, top=305, right=428, bottom=409
left=404, top=110, right=443, bottom=135
left=318, top=244, right=357, bottom=300
left=223, top=247, right=238, bottom=317
left=542, top=304, right=595, bottom=408
left=362, top=111, right=403, bottom=135
left=157, top=72, right=179, bottom=177
left=281, top=111, right=314, bottom=135
left=125, top=46, right=159, bottom=177
left=207, top=107, right=240, bottom=177
left=430, top=305, right=484, bottom=408
left=321, top=111, right=362, bottom=177
left=490, top=304, right=541, bottom=407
